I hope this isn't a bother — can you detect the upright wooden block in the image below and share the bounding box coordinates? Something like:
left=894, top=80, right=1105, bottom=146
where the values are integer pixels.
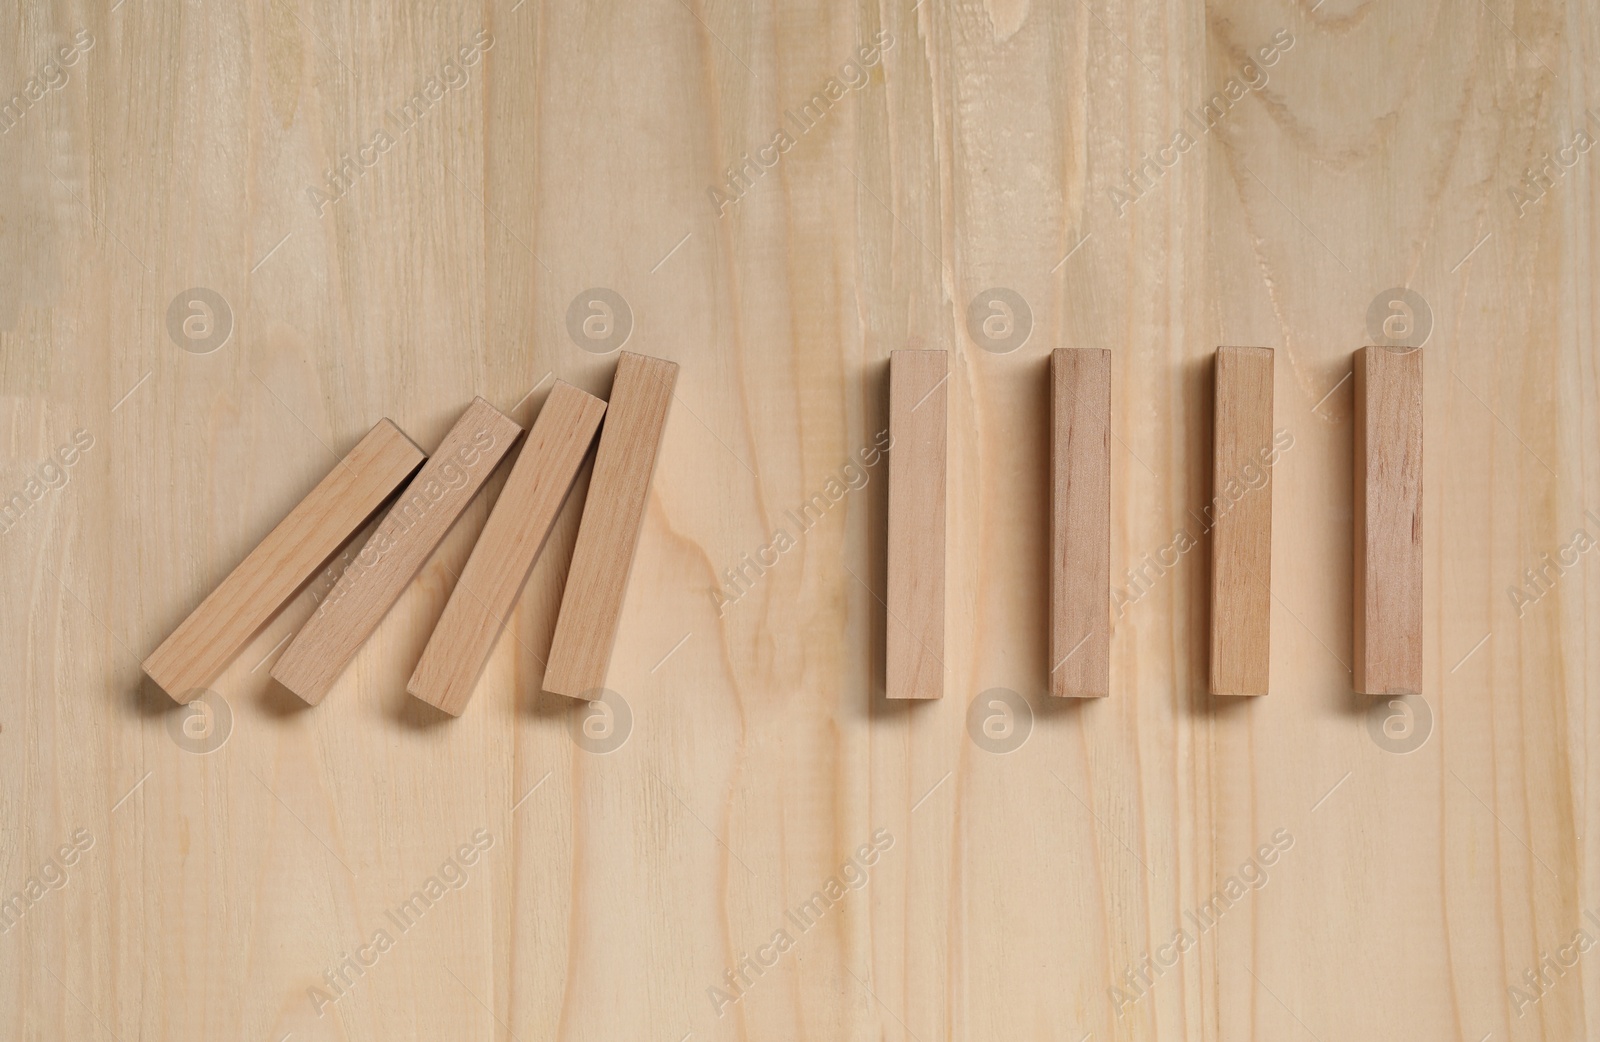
left=271, top=398, right=522, bottom=705
left=1210, top=347, right=1275, bottom=696
left=1050, top=349, right=1111, bottom=698
left=1353, top=346, right=1423, bottom=694
left=542, top=352, right=678, bottom=700
left=886, top=349, right=947, bottom=701
left=408, top=382, right=606, bottom=715
left=142, top=419, right=425, bottom=704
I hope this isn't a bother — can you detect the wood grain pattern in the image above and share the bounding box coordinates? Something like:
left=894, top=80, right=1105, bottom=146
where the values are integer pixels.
left=1210, top=346, right=1275, bottom=696
left=1049, top=348, right=1110, bottom=697
left=408, top=382, right=604, bottom=716
left=541, top=352, right=676, bottom=700
left=1352, top=345, right=1424, bottom=695
left=886, top=349, right=947, bottom=700
left=271, top=398, right=521, bottom=705
left=141, top=419, right=424, bottom=703
left=6, top=4, right=1597, bottom=1041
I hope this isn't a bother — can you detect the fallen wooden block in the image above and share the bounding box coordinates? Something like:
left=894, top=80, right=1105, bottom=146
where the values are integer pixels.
left=1353, top=346, right=1423, bottom=694
left=1210, top=346, right=1275, bottom=696
left=271, top=398, right=522, bottom=705
left=886, top=349, right=947, bottom=700
left=143, top=419, right=425, bottom=704
left=408, top=382, right=606, bottom=715
left=542, top=352, right=678, bottom=700
left=1050, top=348, right=1111, bottom=698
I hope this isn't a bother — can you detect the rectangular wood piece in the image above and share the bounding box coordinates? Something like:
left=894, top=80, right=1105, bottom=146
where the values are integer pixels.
left=142, top=419, right=426, bottom=704
left=271, top=398, right=522, bottom=705
left=886, top=349, right=947, bottom=700
left=1353, top=345, right=1423, bottom=694
left=1210, top=346, right=1275, bottom=696
left=1050, top=348, right=1111, bottom=698
left=542, top=352, right=678, bottom=700
left=408, top=382, right=606, bottom=715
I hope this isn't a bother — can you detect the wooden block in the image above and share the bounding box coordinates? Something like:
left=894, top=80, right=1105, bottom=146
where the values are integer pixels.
left=1209, top=347, right=1275, bottom=696
left=542, top=352, right=678, bottom=700
left=271, top=398, right=522, bottom=705
left=1353, top=346, right=1423, bottom=694
left=886, top=349, right=947, bottom=700
left=408, top=382, right=606, bottom=715
left=1050, top=349, right=1111, bottom=698
left=142, top=419, right=425, bottom=704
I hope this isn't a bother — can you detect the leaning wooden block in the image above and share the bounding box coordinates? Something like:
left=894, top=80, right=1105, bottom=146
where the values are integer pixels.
left=1050, top=348, right=1111, bottom=698
left=271, top=398, right=522, bottom=705
left=1210, top=347, right=1275, bottom=696
left=142, top=419, right=425, bottom=704
left=886, top=349, right=947, bottom=700
left=542, top=352, right=678, bottom=700
left=408, top=382, right=606, bottom=715
left=1353, top=346, right=1423, bottom=694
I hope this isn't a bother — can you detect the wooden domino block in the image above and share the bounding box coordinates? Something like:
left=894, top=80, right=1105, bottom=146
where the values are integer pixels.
left=408, top=382, right=606, bottom=715
left=1353, top=346, right=1423, bottom=695
left=542, top=352, right=678, bottom=700
left=1210, top=347, right=1275, bottom=696
left=1050, top=348, right=1111, bottom=698
left=271, top=398, right=522, bottom=705
left=886, top=349, right=947, bottom=700
left=142, top=419, right=425, bottom=704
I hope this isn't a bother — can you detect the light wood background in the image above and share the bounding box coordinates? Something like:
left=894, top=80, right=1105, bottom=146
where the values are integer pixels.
left=2, top=0, right=1595, bottom=1040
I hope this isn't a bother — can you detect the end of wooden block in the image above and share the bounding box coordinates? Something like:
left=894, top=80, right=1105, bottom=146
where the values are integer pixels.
left=406, top=675, right=467, bottom=717
left=141, top=657, right=201, bottom=705
left=269, top=657, right=330, bottom=706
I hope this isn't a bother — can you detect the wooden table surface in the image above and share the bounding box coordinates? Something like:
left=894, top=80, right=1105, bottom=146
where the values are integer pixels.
left=2, top=1, right=1595, bottom=1039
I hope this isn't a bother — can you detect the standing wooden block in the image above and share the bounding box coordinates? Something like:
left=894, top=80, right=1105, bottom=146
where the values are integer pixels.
left=886, top=349, right=947, bottom=701
left=142, top=419, right=425, bottom=704
left=1210, top=347, right=1275, bottom=696
left=408, top=382, right=606, bottom=715
left=1353, top=346, right=1423, bottom=694
left=1050, top=349, right=1111, bottom=698
left=271, top=398, right=522, bottom=705
left=542, top=352, right=678, bottom=700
